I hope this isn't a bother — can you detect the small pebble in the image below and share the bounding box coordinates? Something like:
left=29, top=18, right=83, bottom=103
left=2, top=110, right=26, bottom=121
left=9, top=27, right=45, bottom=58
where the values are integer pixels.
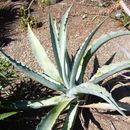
left=81, top=14, right=87, bottom=20
left=115, top=11, right=123, bottom=19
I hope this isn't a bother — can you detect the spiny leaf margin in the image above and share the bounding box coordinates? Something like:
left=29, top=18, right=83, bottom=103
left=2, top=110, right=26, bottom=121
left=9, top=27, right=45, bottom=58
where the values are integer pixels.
left=36, top=98, right=74, bottom=130
left=0, top=50, right=66, bottom=93
left=67, top=82, right=126, bottom=117
left=28, top=24, right=60, bottom=81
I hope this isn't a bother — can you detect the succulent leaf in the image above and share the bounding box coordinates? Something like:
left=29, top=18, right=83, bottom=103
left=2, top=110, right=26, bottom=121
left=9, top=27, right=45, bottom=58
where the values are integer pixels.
left=1, top=95, right=66, bottom=110
left=80, top=102, right=130, bottom=111
left=28, top=95, right=66, bottom=109
left=70, top=17, right=108, bottom=87
left=90, top=60, right=130, bottom=83
left=36, top=98, right=73, bottom=130
left=67, top=82, right=126, bottom=117
left=79, top=31, right=130, bottom=82
left=0, top=111, right=18, bottom=120
left=62, top=104, right=78, bottom=130
left=28, top=24, right=60, bottom=81
left=58, top=6, right=72, bottom=87
left=49, top=14, right=63, bottom=81
left=0, top=50, right=66, bottom=93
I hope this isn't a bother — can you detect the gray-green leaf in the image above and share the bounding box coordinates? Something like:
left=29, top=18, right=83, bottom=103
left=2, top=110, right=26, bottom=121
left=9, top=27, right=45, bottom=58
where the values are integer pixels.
left=62, top=104, right=78, bottom=130
left=67, top=82, right=126, bottom=117
left=0, top=50, right=66, bottom=93
left=49, top=14, right=63, bottom=82
left=79, top=31, right=130, bottom=82
left=58, top=6, right=72, bottom=87
left=90, top=60, right=130, bottom=84
left=1, top=95, right=66, bottom=110
left=70, top=17, right=108, bottom=87
left=36, top=98, right=73, bottom=130
left=0, top=111, right=18, bottom=120
left=28, top=24, right=60, bottom=81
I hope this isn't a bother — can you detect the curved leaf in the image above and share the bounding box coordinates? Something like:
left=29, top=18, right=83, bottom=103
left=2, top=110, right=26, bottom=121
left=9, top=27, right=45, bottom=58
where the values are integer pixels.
left=90, top=60, right=130, bottom=84
left=28, top=24, right=60, bottom=81
left=49, top=14, right=62, bottom=81
left=1, top=95, right=66, bottom=110
left=67, top=82, right=126, bottom=117
left=70, top=17, right=108, bottom=87
left=62, top=104, right=78, bottom=130
left=58, top=6, right=72, bottom=87
left=36, top=98, right=73, bottom=130
left=28, top=95, right=66, bottom=109
left=0, top=111, right=18, bottom=120
left=80, top=102, right=130, bottom=111
left=79, top=31, right=130, bottom=82
left=0, top=50, right=66, bottom=93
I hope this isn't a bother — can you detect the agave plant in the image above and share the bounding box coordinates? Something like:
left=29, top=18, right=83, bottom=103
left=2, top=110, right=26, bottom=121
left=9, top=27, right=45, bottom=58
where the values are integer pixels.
left=1, top=6, right=130, bottom=129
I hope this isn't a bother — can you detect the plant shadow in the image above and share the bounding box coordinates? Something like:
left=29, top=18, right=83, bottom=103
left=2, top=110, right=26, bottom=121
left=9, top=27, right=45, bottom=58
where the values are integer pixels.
left=0, top=1, right=22, bottom=47
left=1, top=53, right=130, bottom=130
left=103, top=72, right=130, bottom=101
left=90, top=53, right=130, bottom=102
left=73, top=108, right=104, bottom=130
left=90, top=53, right=116, bottom=78
left=82, top=53, right=130, bottom=129
left=0, top=77, right=59, bottom=130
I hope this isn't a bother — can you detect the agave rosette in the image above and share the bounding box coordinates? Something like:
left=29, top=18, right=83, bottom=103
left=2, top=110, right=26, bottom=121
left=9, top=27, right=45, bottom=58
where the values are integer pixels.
left=1, top=6, right=130, bottom=129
